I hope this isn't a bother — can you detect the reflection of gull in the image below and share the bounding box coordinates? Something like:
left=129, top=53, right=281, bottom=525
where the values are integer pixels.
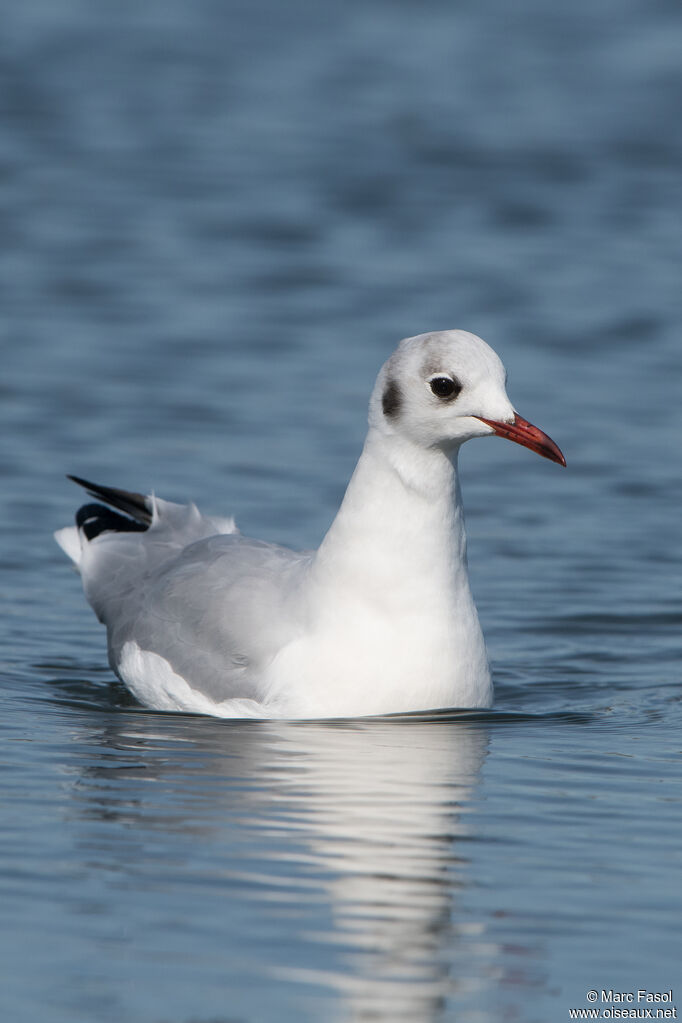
left=56, top=330, right=564, bottom=719
left=264, top=718, right=490, bottom=1020
left=76, top=712, right=491, bottom=1021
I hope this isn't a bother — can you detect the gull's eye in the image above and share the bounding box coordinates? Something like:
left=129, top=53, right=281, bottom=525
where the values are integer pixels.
left=429, top=375, right=462, bottom=400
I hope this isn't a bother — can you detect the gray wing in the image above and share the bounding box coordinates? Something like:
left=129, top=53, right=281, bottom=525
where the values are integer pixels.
left=104, top=533, right=312, bottom=702
left=71, top=496, right=312, bottom=703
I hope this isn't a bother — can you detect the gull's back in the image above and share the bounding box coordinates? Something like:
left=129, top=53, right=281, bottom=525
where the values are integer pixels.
left=57, top=495, right=312, bottom=714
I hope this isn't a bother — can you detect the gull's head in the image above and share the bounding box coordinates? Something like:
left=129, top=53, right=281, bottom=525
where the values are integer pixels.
left=369, top=330, right=565, bottom=465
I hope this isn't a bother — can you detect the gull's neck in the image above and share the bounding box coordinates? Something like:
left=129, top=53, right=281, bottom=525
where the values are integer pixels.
left=313, top=428, right=469, bottom=603
left=302, top=426, right=492, bottom=713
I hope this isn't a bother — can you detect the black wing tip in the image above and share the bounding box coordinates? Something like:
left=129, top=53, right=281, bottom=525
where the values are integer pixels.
left=75, top=503, right=149, bottom=539
left=67, top=473, right=98, bottom=492
left=67, top=474, right=153, bottom=526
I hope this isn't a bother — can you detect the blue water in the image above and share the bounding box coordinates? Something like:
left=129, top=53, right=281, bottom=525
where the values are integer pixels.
left=2, top=1, right=681, bottom=1020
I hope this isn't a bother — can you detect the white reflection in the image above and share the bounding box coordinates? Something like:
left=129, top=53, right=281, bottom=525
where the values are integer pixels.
left=260, top=717, right=489, bottom=1021
left=76, top=710, right=491, bottom=1021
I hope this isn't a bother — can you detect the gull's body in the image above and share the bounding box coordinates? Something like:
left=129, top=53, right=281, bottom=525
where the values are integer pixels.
left=55, top=330, right=564, bottom=719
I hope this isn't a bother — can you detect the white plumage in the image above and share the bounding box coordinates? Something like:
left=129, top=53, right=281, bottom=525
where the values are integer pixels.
left=55, top=330, right=564, bottom=719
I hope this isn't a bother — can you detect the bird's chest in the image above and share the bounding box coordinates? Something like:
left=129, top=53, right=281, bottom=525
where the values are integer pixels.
left=266, top=587, right=490, bottom=717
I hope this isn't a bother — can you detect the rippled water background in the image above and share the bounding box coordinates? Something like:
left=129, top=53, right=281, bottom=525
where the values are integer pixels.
left=2, top=1, right=681, bottom=1020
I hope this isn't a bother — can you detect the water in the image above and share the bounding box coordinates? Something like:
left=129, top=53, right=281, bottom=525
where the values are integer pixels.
left=2, top=0, right=681, bottom=1019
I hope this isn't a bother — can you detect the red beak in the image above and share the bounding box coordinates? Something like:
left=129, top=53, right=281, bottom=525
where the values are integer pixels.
left=477, top=413, right=566, bottom=466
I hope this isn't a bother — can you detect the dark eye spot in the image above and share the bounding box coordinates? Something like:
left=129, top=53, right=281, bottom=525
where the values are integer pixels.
left=382, top=378, right=402, bottom=418
left=429, top=376, right=462, bottom=400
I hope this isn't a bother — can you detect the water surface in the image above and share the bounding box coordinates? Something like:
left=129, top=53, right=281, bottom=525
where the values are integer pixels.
left=1, top=1, right=681, bottom=1020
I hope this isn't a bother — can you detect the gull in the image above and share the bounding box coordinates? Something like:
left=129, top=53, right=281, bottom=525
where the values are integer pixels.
left=55, top=330, right=565, bottom=719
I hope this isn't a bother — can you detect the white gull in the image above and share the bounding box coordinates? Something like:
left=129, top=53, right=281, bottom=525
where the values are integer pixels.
left=55, top=329, right=565, bottom=719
